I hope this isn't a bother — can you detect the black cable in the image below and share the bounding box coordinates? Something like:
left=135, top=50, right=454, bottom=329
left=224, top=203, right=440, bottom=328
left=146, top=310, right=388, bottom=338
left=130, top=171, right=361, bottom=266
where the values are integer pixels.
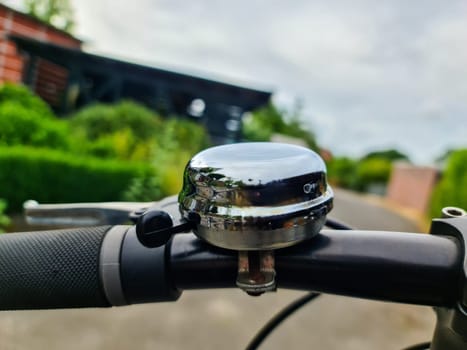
left=401, top=342, right=431, bottom=350
left=245, top=217, right=351, bottom=349
left=325, top=217, right=353, bottom=230
left=245, top=292, right=320, bottom=350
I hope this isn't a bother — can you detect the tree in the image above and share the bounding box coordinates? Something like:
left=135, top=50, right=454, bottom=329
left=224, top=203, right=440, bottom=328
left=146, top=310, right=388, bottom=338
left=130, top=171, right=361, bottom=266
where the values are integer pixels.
left=24, top=0, right=74, bottom=33
left=361, top=149, right=410, bottom=162
left=242, top=103, right=319, bottom=151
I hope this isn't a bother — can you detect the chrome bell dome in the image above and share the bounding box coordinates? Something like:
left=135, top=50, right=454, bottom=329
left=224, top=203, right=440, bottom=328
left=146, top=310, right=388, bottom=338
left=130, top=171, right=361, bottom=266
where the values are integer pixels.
left=178, top=142, right=333, bottom=250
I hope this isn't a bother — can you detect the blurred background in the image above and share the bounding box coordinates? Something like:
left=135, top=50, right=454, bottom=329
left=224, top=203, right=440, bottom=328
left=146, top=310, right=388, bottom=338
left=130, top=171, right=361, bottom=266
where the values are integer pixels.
left=0, top=0, right=465, bottom=349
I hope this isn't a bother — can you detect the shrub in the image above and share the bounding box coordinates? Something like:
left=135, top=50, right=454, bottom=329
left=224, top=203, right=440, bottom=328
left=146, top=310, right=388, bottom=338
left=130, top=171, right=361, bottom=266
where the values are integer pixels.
left=0, top=199, right=10, bottom=233
left=122, top=174, right=163, bottom=202
left=68, top=101, right=164, bottom=161
left=0, top=146, right=157, bottom=212
left=362, top=149, right=410, bottom=162
left=0, top=83, right=54, bottom=119
left=353, top=157, right=392, bottom=192
left=326, top=157, right=358, bottom=188
left=122, top=116, right=210, bottom=200
left=243, top=103, right=318, bottom=150
left=326, top=156, right=392, bottom=193
left=67, top=101, right=210, bottom=200
left=0, top=102, right=69, bottom=149
left=69, top=100, right=161, bottom=141
left=430, top=149, right=467, bottom=217
left=150, top=117, right=210, bottom=195
left=0, top=83, right=71, bottom=150
left=71, top=128, right=154, bottom=161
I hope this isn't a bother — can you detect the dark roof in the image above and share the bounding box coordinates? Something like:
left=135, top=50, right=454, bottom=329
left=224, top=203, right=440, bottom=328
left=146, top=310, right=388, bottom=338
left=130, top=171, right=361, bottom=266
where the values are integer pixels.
left=10, top=35, right=272, bottom=109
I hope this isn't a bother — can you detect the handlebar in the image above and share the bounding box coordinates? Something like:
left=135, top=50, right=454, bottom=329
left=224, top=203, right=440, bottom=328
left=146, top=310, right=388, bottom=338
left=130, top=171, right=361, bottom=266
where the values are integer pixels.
left=0, top=225, right=462, bottom=310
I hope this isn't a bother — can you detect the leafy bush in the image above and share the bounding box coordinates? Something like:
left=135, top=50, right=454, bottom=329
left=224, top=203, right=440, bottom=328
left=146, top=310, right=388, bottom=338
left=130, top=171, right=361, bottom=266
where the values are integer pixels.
left=71, top=128, right=154, bottom=161
left=0, top=83, right=54, bottom=119
left=243, top=103, right=318, bottom=150
left=430, top=149, right=467, bottom=216
left=326, top=157, right=358, bottom=188
left=0, top=146, right=157, bottom=212
left=65, top=101, right=210, bottom=200
left=353, top=157, right=392, bottom=192
left=0, top=102, right=69, bottom=149
left=122, top=174, right=163, bottom=202
left=122, top=117, right=209, bottom=200
left=68, top=101, right=163, bottom=161
left=0, top=88, right=208, bottom=206
left=362, top=149, right=409, bottom=162
left=0, top=199, right=10, bottom=233
left=327, top=156, right=392, bottom=193
left=69, top=101, right=161, bottom=141
left=0, top=83, right=69, bottom=149
left=151, top=118, right=210, bottom=195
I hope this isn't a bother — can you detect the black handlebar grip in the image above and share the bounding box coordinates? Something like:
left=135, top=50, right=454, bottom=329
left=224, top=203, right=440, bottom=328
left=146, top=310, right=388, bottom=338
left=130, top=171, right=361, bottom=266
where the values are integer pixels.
left=0, top=226, right=112, bottom=310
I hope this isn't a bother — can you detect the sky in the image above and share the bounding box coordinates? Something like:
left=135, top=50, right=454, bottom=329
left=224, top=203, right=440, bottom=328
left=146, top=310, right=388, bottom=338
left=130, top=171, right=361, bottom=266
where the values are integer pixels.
left=5, top=0, right=467, bottom=163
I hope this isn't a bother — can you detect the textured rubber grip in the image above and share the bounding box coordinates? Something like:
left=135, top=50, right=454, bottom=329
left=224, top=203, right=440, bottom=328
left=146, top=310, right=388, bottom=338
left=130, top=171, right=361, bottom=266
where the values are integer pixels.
left=0, top=226, right=112, bottom=310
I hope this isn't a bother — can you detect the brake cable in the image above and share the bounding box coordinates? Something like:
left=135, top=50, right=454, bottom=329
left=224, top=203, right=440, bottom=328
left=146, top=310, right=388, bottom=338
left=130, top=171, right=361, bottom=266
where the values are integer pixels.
left=245, top=292, right=320, bottom=350
left=245, top=218, right=352, bottom=350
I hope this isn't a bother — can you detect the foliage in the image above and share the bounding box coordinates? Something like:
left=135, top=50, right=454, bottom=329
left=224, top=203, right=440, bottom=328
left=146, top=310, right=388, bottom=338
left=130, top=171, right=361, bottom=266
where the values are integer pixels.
left=243, top=103, right=318, bottom=150
left=430, top=149, right=467, bottom=217
left=353, top=157, right=392, bottom=192
left=0, top=146, right=156, bottom=212
left=24, top=0, right=74, bottom=32
left=122, top=174, right=163, bottom=202
left=0, top=84, right=68, bottom=148
left=0, top=200, right=10, bottom=233
left=72, top=128, right=153, bottom=161
left=361, top=149, right=409, bottom=162
left=69, top=101, right=161, bottom=141
left=68, top=101, right=210, bottom=198
left=326, top=155, right=393, bottom=193
left=0, top=101, right=69, bottom=149
left=0, top=85, right=210, bottom=206
left=68, top=101, right=163, bottom=160
left=326, top=157, right=358, bottom=188
left=0, top=83, right=54, bottom=119
left=150, top=118, right=210, bottom=195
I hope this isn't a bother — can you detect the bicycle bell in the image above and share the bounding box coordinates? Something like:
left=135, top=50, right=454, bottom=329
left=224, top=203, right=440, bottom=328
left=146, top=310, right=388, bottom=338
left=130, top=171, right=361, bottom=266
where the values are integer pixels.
left=179, top=142, right=333, bottom=294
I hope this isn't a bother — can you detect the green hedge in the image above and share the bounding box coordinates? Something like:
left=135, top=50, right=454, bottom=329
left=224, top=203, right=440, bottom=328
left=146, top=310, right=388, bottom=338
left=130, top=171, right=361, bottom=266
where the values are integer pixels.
left=242, top=103, right=318, bottom=151
left=0, top=101, right=69, bottom=149
left=326, top=157, right=358, bottom=188
left=0, top=146, right=156, bottom=212
left=326, top=156, right=393, bottom=193
left=0, top=199, right=10, bottom=233
left=69, top=100, right=161, bottom=141
left=0, top=83, right=54, bottom=119
left=354, top=157, right=392, bottom=191
left=0, top=84, right=69, bottom=149
left=430, top=149, right=467, bottom=216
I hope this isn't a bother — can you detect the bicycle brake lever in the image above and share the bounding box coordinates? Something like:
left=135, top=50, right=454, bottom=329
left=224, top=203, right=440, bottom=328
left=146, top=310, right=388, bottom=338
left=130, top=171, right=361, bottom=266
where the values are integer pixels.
left=23, top=200, right=154, bottom=226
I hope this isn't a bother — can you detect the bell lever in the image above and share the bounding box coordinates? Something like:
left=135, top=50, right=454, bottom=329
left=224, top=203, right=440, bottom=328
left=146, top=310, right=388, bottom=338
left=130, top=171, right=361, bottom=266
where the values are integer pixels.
left=136, top=208, right=194, bottom=248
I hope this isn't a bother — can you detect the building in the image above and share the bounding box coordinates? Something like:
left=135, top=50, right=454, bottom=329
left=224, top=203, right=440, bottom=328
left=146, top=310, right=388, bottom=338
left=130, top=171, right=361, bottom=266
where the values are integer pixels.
left=0, top=4, right=271, bottom=143
left=0, top=4, right=81, bottom=107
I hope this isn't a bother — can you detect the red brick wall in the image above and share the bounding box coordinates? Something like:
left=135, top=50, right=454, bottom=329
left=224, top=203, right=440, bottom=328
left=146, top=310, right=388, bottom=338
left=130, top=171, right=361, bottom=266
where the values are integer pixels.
left=386, top=163, right=439, bottom=213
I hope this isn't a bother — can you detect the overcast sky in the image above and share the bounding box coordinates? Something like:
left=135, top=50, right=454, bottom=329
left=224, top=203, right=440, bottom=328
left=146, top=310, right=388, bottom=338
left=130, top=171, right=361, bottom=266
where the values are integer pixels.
left=6, top=0, right=467, bottom=163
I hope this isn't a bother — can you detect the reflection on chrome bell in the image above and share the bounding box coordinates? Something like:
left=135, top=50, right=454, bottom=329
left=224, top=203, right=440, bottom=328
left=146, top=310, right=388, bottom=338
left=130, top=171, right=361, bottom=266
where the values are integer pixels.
left=178, top=142, right=333, bottom=250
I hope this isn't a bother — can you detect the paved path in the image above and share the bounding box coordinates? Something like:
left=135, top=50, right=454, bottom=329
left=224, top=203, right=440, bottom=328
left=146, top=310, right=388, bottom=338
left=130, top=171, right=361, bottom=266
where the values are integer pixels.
left=0, top=190, right=435, bottom=350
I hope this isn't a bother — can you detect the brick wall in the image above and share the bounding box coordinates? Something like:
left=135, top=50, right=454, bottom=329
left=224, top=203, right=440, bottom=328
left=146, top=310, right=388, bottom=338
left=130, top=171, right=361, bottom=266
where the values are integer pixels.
left=386, top=162, right=439, bottom=213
